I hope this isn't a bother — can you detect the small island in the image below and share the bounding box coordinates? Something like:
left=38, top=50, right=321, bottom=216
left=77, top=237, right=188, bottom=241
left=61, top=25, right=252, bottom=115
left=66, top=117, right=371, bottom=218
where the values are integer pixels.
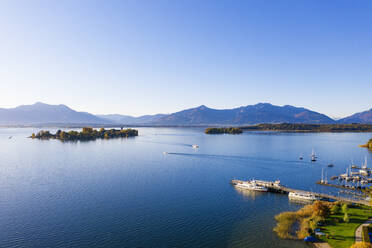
left=205, top=127, right=243, bottom=134
left=31, top=127, right=138, bottom=141
left=360, top=138, right=372, bottom=150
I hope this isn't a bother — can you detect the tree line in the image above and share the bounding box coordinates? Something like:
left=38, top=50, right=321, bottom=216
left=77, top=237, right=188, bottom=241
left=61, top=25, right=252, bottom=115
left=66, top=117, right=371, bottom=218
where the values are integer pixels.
left=205, top=127, right=243, bottom=134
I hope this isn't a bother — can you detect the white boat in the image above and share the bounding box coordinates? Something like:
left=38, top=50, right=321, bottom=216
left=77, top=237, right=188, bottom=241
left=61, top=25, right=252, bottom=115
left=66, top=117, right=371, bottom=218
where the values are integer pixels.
left=192, top=144, right=199, bottom=149
left=288, top=191, right=319, bottom=201
left=234, top=181, right=268, bottom=192
left=311, top=149, right=317, bottom=162
left=163, top=152, right=168, bottom=155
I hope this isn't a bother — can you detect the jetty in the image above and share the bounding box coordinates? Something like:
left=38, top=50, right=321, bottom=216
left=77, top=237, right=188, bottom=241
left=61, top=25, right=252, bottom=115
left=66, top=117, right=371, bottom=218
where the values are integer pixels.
left=316, top=181, right=367, bottom=191
left=231, top=179, right=370, bottom=206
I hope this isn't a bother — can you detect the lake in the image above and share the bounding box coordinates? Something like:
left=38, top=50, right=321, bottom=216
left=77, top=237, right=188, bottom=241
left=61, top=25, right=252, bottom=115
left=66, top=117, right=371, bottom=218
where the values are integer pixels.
left=0, top=127, right=371, bottom=248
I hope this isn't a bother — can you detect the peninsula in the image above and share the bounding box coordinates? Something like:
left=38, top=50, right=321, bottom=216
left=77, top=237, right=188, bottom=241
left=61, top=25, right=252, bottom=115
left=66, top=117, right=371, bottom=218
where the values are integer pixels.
left=241, top=123, right=372, bottom=132
left=360, top=138, right=372, bottom=149
left=31, top=127, right=138, bottom=141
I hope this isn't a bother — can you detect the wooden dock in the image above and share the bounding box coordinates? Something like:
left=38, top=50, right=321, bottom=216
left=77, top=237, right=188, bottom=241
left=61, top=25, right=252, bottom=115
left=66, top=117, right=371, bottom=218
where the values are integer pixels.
left=231, top=179, right=370, bottom=206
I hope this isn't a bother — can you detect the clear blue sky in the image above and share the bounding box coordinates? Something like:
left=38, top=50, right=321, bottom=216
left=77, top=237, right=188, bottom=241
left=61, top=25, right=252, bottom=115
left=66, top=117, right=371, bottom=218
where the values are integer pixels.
left=0, top=0, right=371, bottom=117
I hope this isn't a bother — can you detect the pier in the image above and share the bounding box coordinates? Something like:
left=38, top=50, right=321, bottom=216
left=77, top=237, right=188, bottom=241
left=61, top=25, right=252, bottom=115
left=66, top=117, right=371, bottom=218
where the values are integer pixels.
left=316, top=181, right=367, bottom=191
left=231, top=179, right=370, bottom=206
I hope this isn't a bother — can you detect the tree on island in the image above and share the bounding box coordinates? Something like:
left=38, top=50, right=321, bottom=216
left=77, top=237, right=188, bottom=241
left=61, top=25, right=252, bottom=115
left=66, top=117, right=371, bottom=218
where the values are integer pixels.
left=30, top=127, right=138, bottom=141
left=205, top=127, right=243, bottom=134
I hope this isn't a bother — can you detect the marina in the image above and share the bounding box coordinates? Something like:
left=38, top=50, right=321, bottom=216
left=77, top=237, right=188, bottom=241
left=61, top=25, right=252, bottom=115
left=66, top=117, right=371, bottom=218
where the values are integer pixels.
left=318, top=157, right=372, bottom=192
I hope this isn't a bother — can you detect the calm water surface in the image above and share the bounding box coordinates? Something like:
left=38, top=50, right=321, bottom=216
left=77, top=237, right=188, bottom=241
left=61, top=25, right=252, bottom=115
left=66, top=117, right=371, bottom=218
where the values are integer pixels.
left=0, top=127, right=371, bottom=248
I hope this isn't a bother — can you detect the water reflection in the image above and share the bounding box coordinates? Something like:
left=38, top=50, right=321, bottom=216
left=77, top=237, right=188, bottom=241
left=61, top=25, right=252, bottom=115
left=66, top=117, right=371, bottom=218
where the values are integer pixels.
left=234, top=187, right=267, bottom=200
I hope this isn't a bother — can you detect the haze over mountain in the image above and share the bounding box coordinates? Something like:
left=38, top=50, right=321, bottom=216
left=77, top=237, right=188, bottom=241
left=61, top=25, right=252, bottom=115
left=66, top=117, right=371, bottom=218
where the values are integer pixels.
left=152, top=103, right=336, bottom=125
left=0, top=102, right=371, bottom=126
left=338, top=109, right=372, bottom=124
left=0, top=102, right=109, bottom=125
left=98, top=114, right=168, bottom=125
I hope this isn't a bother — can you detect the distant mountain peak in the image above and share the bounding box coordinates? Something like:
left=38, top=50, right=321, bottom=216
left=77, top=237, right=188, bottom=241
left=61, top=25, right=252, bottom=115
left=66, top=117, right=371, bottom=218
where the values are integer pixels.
left=338, top=108, right=372, bottom=124
left=152, top=103, right=335, bottom=125
left=0, top=102, right=110, bottom=125
left=34, top=101, right=46, bottom=105
left=197, top=105, right=208, bottom=110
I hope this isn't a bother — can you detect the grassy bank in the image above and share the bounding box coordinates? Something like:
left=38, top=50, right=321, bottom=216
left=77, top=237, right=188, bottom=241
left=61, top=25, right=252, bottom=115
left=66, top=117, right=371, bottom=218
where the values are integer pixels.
left=319, top=205, right=372, bottom=248
left=274, top=201, right=372, bottom=248
left=274, top=201, right=331, bottom=239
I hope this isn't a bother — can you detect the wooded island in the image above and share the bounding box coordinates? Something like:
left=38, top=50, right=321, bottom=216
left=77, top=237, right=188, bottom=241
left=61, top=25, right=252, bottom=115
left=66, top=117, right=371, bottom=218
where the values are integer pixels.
left=31, top=127, right=138, bottom=141
left=205, top=127, right=243, bottom=134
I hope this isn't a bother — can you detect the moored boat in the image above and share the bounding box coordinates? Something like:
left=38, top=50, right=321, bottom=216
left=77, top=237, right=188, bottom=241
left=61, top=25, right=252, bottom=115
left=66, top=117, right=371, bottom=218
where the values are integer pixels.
left=288, top=191, right=319, bottom=201
left=311, top=149, right=317, bottom=162
left=234, top=180, right=268, bottom=192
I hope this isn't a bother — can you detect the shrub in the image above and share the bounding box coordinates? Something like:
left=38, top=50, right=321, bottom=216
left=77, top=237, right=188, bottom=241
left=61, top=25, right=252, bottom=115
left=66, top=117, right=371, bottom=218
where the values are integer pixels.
left=331, top=204, right=340, bottom=214
left=312, top=201, right=330, bottom=218
left=350, top=242, right=372, bottom=248
left=362, top=226, right=370, bottom=243
left=274, top=212, right=298, bottom=239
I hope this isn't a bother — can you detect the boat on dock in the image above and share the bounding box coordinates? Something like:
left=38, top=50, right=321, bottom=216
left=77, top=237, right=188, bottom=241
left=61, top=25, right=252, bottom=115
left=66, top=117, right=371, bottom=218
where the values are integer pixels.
left=233, top=180, right=268, bottom=192
left=288, top=191, right=319, bottom=201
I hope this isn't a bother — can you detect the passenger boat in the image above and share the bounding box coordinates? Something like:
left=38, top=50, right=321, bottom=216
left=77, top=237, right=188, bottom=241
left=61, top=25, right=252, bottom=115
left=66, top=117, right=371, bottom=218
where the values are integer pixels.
left=288, top=191, right=319, bottom=201
left=234, top=180, right=268, bottom=192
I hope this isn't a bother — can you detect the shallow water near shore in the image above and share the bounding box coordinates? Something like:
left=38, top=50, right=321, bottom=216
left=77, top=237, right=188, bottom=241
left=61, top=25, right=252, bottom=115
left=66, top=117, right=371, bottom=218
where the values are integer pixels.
left=0, top=127, right=371, bottom=248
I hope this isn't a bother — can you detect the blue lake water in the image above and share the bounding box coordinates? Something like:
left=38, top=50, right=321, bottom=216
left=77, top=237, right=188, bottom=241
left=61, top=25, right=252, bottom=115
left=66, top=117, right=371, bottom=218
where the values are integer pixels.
left=0, top=127, right=371, bottom=248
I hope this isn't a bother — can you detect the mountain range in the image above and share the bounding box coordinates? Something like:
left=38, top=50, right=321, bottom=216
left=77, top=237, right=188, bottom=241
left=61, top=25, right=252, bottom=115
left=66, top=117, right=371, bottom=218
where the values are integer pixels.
left=0, top=102, right=371, bottom=126
left=0, top=102, right=107, bottom=125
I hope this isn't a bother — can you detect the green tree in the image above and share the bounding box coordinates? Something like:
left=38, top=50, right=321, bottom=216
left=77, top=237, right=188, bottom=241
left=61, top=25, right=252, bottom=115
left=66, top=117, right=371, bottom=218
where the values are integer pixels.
left=331, top=204, right=340, bottom=214
left=343, top=212, right=349, bottom=223
left=342, top=204, right=349, bottom=214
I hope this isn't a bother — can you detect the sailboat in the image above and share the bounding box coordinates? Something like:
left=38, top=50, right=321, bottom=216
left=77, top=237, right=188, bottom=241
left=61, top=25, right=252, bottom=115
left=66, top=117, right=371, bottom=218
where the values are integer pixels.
left=359, top=157, right=369, bottom=176
left=320, top=168, right=328, bottom=184
left=311, top=149, right=317, bottom=162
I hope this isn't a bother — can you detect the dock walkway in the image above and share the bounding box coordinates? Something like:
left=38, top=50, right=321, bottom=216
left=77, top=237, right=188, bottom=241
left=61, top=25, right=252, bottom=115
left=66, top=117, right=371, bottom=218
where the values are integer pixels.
left=231, top=179, right=370, bottom=206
